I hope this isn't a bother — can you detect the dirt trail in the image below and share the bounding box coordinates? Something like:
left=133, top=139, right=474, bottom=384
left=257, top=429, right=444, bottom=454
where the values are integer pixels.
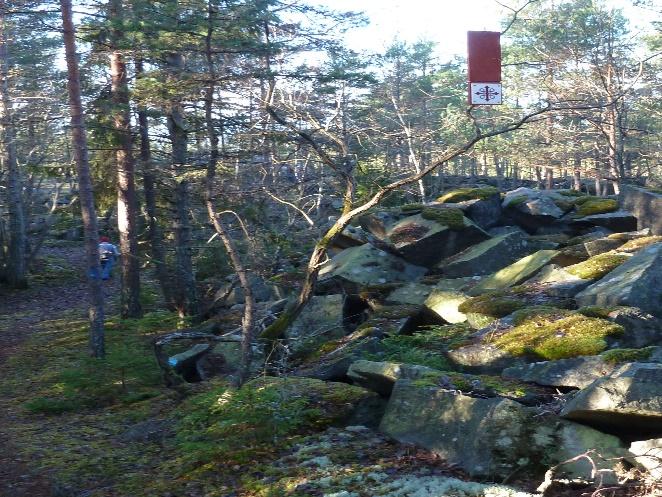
left=0, top=245, right=119, bottom=496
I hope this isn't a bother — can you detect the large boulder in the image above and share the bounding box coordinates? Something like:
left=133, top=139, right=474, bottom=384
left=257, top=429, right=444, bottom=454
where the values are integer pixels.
left=502, top=188, right=568, bottom=233
left=439, top=231, right=533, bottom=278
left=447, top=343, right=527, bottom=374
left=286, top=295, right=348, bottom=355
left=575, top=243, right=662, bottom=318
left=620, top=185, right=662, bottom=235
left=459, top=194, right=503, bottom=230
left=318, top=244, right=427, bottom=290
left=385, top=282, right=433, bottom=306
left=424, top=289, right=469, bottom=324
left=570, top=211, right=638, bottom=232
left=560, top=362, right=662, bottom=437
left=380, top=380, right=624, bottom=480
left=469, top=250, right=559, bottom=295
left=386, top=211, right=490, bottom=267
left=347, top=360, right=439, bottom=395
left=502, top=355, right=618, bottom=389
left=607, top=307, right=662, bottom=349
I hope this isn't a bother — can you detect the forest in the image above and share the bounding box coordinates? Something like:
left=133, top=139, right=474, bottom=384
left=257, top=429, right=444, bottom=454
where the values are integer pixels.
left=0, top=0, right=662, bottom=496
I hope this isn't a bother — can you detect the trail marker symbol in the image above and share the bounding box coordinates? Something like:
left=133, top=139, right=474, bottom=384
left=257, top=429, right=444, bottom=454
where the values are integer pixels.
left=470, top=83, right=502, bottom=105
left=467, top=31, right=502, bottom=106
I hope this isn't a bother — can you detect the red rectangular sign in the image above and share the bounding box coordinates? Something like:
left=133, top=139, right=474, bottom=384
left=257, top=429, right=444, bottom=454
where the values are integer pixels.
left=467, top=31, right=501, bottom=83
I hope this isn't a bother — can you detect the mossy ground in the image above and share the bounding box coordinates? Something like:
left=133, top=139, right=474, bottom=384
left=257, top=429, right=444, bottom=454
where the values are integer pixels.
left=565, top=253, right=629, bottom=280
left=492, top=311, right=623, bottom=361
left=600, top=347, right=656, bottom=364
left=458, top=294, right=525, bottom=318
left=436, top=186, right=499, bottom=203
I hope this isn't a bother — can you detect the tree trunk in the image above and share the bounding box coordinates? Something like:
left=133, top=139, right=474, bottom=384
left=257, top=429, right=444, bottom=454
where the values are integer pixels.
left=135, top=59, right=173, bottom=309
left=0, top=4, right=27, bottom=288
left=109, top=0, right=141, bottom=318
left=204, top=0, right=254, bottom=383
left=60, top=0, right=105, bottom=357
left=167, top=50, right=199, bottom=317
left=545, top=167, right=554, bottom=190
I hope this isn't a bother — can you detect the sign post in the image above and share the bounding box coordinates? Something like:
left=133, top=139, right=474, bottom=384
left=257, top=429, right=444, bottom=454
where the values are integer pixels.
left=467, top=31, right=502, bottom=105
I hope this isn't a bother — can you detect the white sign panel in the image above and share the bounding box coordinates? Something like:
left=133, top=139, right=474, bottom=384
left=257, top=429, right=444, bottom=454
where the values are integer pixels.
left=470, top=83, right=502, bottom=105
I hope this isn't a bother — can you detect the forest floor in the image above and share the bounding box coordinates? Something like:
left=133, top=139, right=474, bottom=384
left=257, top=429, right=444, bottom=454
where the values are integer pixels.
left=0, top=243, right=120, bottom=496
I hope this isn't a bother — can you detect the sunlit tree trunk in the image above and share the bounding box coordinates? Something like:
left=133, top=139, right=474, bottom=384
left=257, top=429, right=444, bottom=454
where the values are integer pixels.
left=60, top=0, right=105, bottom=357
left=109, top=0, right=141, bottom=318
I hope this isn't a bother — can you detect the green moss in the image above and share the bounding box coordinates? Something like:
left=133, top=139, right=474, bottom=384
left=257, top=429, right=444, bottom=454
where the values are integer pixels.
left=578, top=306, right=615, bottom=319
left=600, top=347, right=656, bottom=364
left=368, top=324, right=472, bottom=370
left=558, top=190, right=587, bottom=197
left=436, top=186, right=499, bottom=203
left=565, top=253, right=629, bottom=280
left=174, top=377, right=372, bottom=468
left=458, top=293, right=526, bottom=318
left=511, top=306, right=572, bottom=326
left=574, top=197, right=618, bottom=217
left=493, top=313, right=624, bottom=361
left=401, top=203, right=424, bottom=212
left=553, top=198, right=575, bottom=212
left=411, top=370, right=532, bottom=398
left=507, top=195, right=529, bottom=206
left=420, top=207, right=465, bottom=230
left=618, top=236, right=662, bottom=253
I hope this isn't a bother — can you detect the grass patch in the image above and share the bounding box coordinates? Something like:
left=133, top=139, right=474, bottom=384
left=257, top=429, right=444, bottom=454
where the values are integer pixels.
left=565, top=253, right=629, bottom=280
left=493, top=312, right=623, bottom=361
left=436, top=186, right=499, bottom=203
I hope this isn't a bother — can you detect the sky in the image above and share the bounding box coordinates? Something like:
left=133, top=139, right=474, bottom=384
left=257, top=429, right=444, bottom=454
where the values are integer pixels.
left=315, top=0, right=656, bottom=61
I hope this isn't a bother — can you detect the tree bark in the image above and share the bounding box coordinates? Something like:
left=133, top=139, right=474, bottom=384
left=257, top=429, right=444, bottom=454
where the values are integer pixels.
left=135, top=59, right=173, bottom=309
left=60, top=0, right=105, bottom=357
left=0, top=3, right=27, bottom=288
left=109, top=0, right=141, bottom=318
left=166, top=50, right=199, bottom=317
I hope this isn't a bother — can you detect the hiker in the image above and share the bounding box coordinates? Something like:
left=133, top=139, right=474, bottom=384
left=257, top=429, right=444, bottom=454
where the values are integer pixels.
left=98, top=236, right=120, bottom=280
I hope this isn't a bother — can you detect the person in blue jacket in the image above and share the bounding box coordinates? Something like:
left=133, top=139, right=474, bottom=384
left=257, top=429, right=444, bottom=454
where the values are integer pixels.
left=98, top=236, right=120, bottom=280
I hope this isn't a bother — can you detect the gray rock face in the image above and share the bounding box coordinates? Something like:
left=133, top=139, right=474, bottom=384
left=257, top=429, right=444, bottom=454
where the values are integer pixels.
left=560, top=363, right=662, bottom=435
left=447, top=343, right=526, bottom=374
left=502, top=356, right=617, bottom=389
left=386, top=214, right=490, bottom=267
left=286, top=295, right=348, bottom=354
left=439, top=231, right=533, bottom=278
left=575, top=243, right=662, bottom=318
left=385, top=283, right=433, bottom=306
left=620, top=186, right=662, bottom=235
left=607, top=308, right=662, bottom=349
left=469, top=250, right=559, bottom=295
left=424, top=289, right=469, bottom=324
left=380, top=380, right=624, bottom=480
left=460, top=193, right=502, bottom=230
left=570, top=211, right=638, bottom=232
left=502, top=188, right=567, bottom=233
left=318, top=244, right=427, bottom=289
left=347, top=360, right=439, bottom=395
left=629, top=438, right=662, bottom=479
left=584, top=237, right=625, bottom=256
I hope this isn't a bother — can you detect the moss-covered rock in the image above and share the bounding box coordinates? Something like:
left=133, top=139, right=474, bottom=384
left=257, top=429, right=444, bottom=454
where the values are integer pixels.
left=469, top=250, right=559, bottom=294
left=600, top=347, right=657, bottom=364
left=420, top=207, right=465, bottom=230
left=574, top=197, right=619, bottom=217
left=458, top=294, right=525, bottom=318
left=565, top=253, right=629, bottom=280
left=493, top=312, right=624, bottom=361
left=436, top=186, right=500, bottom=203
left=618, top=235, right=662, bottom=253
